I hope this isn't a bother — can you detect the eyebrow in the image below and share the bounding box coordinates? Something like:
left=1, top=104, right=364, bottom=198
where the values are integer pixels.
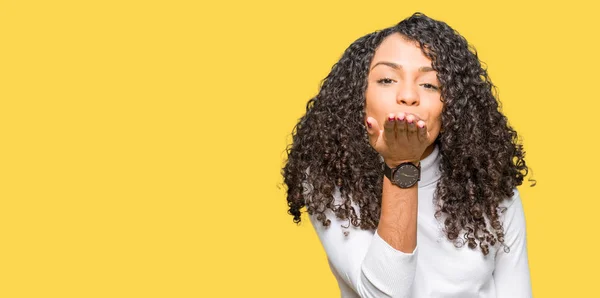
left=370, top=61, right=434, bottom=73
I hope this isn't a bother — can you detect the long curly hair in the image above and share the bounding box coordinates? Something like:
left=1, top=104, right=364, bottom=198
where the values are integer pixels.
left=282, top=12, right=533, bottom=256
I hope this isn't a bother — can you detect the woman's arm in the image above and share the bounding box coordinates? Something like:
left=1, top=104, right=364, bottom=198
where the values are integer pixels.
left=364, top=114, right=427, bottom=254
left=493, top=189, right=533, bottom=297
left=378, top=170, right=418, bottom=253
left=308, top=178, right=418, bottom=298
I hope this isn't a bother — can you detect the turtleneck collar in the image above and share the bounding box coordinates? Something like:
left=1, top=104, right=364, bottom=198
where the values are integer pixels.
left=418, top=144, right=442, bottom=187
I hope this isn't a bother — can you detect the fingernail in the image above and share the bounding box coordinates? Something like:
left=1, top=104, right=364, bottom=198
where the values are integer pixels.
left=367, top=121, right=372, bottom=128
left=388, top=116, right=395, bottom=122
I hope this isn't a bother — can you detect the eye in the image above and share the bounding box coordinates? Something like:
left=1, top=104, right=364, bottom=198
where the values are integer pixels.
left=421, top=83, right=440, bottom=91
left=376, top=78, right=395, bottom=85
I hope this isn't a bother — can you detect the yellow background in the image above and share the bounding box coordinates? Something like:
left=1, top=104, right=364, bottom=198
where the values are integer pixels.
left=1, top=0, right=598, bottom=297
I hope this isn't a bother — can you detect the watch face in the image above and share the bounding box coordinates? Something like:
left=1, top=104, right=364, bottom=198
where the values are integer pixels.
left=392, top=163, right=420, bottom=188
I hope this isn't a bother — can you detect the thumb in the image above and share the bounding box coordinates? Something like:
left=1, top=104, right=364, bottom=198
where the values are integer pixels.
left=365, top=117, right=381, bottom=147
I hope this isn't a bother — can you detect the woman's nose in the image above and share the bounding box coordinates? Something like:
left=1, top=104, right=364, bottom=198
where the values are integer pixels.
left=396, top=84, right=419, bottom=106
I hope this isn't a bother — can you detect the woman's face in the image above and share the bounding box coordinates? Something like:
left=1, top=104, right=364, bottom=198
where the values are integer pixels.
left=365, top=33, right=444, bottom=152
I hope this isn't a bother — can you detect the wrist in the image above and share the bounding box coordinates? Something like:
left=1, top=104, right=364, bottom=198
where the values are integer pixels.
left=384, top=159, right=421, bottom=168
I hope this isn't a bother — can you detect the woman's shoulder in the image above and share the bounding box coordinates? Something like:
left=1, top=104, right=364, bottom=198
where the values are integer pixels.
left=496, top=188, right=527, bottom=232
left=500, top=188, right=521, bottom=207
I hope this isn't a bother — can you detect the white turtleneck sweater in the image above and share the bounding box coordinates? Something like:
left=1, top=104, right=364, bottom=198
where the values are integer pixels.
left=307, top=145, right=532, bottom=298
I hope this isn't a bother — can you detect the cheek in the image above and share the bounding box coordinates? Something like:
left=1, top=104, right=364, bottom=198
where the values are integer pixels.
left=427, top=104, right=444, bottom=133
left=364, top=86, right=392, bottom=120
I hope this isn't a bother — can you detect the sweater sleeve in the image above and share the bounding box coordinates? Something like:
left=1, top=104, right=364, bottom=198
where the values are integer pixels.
left=493, top=189, right=533, bottom=297
left=307, top=186, right=417, bottom=298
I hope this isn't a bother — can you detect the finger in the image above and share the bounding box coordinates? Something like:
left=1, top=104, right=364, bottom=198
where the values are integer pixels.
left=417, top=120, right=428, bottom=142
left=395, top=112, right=407, bottom=135
left=383, top=113, right=396, bottom=142
left=406, top=114, right=418, bottom=138
left=365, top=117, right=381, bottom=146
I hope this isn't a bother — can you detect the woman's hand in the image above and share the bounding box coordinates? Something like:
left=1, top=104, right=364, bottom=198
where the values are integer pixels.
left=366, top=112, right=430, bottom=167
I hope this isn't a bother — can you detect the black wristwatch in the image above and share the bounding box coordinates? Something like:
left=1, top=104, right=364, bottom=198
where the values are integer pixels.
left=384, top=162, right=421, bottom=188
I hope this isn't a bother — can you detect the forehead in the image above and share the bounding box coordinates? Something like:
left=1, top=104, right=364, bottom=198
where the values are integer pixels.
left=370, top=33, right=432, bottom=67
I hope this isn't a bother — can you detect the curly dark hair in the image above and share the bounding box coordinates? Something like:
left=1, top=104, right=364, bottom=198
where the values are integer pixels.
left=282, top=12, right=534, bottom=256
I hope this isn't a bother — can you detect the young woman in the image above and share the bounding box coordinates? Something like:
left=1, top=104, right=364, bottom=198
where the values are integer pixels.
left=283, top=12, right=533, bottom=298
